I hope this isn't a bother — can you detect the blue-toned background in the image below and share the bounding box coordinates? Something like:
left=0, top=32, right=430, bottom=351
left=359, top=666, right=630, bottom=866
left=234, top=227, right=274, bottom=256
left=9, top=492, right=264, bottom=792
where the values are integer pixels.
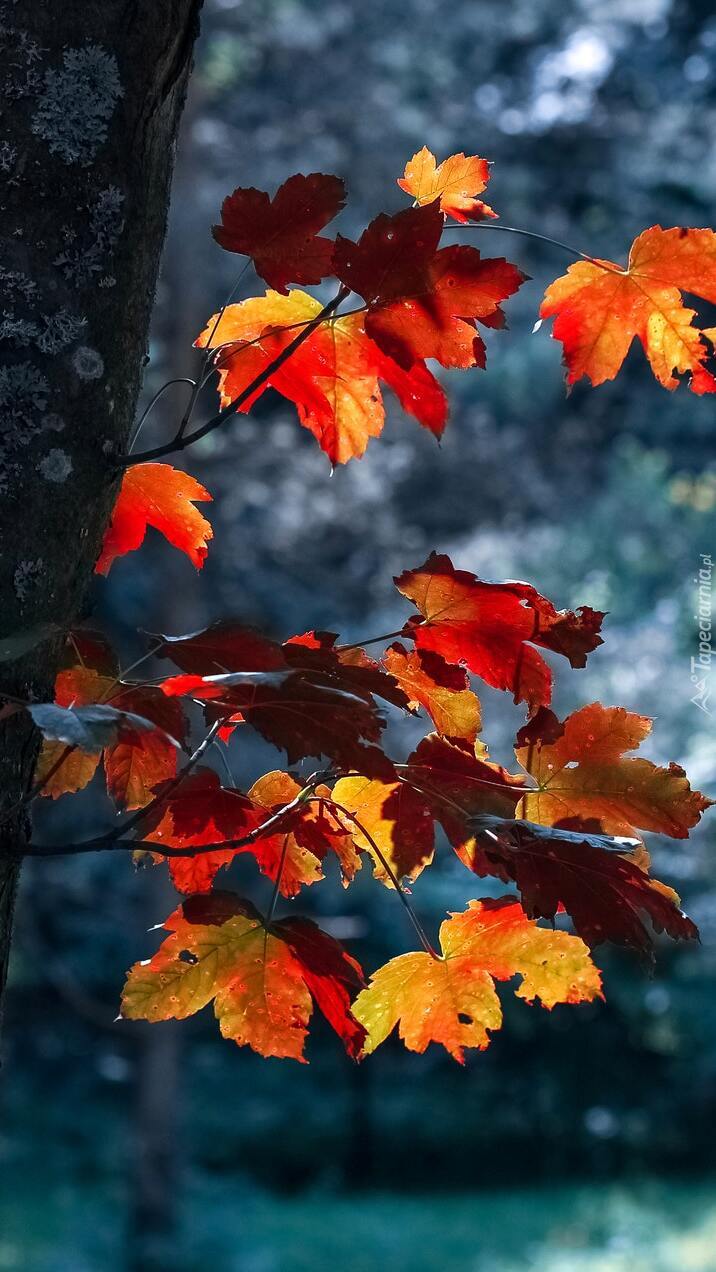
left=2, top=1, right=715, bottom=1268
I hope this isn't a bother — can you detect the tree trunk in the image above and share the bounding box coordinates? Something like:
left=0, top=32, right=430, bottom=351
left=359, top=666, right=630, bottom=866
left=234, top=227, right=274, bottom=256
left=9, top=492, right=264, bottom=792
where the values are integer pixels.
left=0, top=0, right=203, bottom=1046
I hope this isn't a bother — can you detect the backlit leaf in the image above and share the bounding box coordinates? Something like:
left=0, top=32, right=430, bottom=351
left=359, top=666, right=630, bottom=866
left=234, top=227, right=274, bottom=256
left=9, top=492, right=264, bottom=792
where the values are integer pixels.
left=382, top=642, right=481, bottom=742
left=515, top=703, right=712, bottom=838
left=330, top=776, right=435, bottom=886
left=460, top=813, right=698, bottom=956
left=197, top=291, right=447, bottom=463
left=334, top=203, right=525, bottom=369
left=395, top=552, right=604, bottom=710
left=540, top=226, right=716, bottom=392
left=122, top=893, right=365, bottom=1060
left=354, top=897, right=601, bottom=1062
left=397, top=146, right=497, bottom=222
left=96, top=464, right=213, bottom=575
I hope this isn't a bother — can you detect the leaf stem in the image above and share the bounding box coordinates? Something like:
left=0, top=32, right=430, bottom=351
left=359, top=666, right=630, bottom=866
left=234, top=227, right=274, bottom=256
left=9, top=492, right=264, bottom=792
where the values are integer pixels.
left=128, top=380, right=197, bottom=453
left=175, top=260, right=252, bottom=443
left=265, top=770, right=327, bottom=922
left=324, top=797, right=439, bottom=959
left=336, top=630, right=407, bottom=652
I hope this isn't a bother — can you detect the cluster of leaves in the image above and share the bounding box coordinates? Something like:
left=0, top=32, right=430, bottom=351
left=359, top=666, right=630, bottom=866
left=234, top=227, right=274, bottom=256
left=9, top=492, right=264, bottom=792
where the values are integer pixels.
left=22, top=148, right=713, bottom=1064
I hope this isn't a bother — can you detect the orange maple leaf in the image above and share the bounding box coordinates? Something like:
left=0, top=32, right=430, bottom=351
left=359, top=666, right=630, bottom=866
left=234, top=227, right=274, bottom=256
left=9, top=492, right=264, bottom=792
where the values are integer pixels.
left=515, top=702, right=713, bottom=839
left=96, top=463, right=213, bottom=575
left=540, top=226, right=716, bottom=393
left=330, top=775, right=435, bottom=886
left=397, top=146, right=497, bottom=222
left=196, top=290, right=447, bottom=464
left=353, top=897, right=601, bottom=1061
left=382, top=642, right=481, bottom=743
left=122, top=893, right=366, bottom=1060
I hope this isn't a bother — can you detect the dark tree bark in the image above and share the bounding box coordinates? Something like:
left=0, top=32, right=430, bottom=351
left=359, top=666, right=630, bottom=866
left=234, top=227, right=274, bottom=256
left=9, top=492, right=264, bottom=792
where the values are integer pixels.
left=0, top=0, right=203, bottom=1043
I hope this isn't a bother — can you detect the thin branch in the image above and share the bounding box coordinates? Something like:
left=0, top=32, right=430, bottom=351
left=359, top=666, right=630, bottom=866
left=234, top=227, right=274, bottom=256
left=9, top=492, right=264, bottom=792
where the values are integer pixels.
left=121, top=286, right=350, bottom=467
left=266, top=831, right=291, bottom=923
left=175, top=260, right=252, bottom=442
left=107, top=720, right=224, bottom=847
left=336, top=629, right=407, bottom=652
left=264, top=770, right=334, bottom=921
left=324, top=797, right=439, bottom=959
left=128, top=379, right=197, bottom=453
left=25, top=767, right=331, bottom=860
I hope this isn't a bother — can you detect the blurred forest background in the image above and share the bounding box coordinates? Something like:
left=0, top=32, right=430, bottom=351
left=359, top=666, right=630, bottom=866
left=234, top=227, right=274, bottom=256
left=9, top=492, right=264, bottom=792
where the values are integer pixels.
left=2, top=0, right=716, bottom=1268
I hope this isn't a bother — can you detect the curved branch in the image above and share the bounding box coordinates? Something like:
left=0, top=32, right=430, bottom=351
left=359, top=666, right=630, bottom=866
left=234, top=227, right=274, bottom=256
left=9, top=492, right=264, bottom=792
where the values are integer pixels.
left=24, top=769, right=330, bottom=860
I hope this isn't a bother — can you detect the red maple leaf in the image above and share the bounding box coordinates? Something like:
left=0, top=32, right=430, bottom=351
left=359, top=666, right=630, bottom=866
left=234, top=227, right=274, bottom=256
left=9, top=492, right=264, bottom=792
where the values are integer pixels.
left=158, top=623, right=406, bottom=776
left=459, top=813, right=698, bottom=959
left=333, top=202, right=525, bottom=369
left=395, top=552, right=604, bottom=711
left=212, top=172, right=346, bottom=293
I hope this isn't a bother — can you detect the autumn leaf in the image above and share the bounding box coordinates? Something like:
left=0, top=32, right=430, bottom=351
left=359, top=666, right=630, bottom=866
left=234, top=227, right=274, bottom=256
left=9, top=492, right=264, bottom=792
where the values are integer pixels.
left=540, top=226, right=716, bottom=393
left=158, top=623, right=405, bottom=776
left=333, top=202, right=525, bottom=369
left=37, top=637, right=187, bottom=808
left=403, top=734, right=524, bottom=848
left=96, top=463, right=213, bottom=575
left=156, top=621, right=286, bottom=676
left=397, top=146, right=497, bottom=222
left=196, top=290, right=447, bottom=463
left=285, top=308, right=390, bottom=464
left=515, top=703, right=712, bottom=838
left=212, top=172, right=346, bottom=293
left=353, top=897, right=601, bottom=1062
left=382, top=642, right=481, bottom=743
left=368, top=343, right=448, bottom=439
left=35, top=740, right=101, bottom=799
left=395, top=552, right=604, bottom=710
left=250, top=771, right=361, bottom=887
left=330, top=775, right=435, bottom=886
left=122, top=893, right=366, bottom=1060
left=459, top=813, right=698, bottom=957
left=334, top=203, right=444, bottom=310
left=143, top=768, right=267, bottom=895
left=145, top=768, right=350, bottom=898
left=247, top=771, right=337, bottom=893
left=28, top=701, right=165, bottom=752
left=276, top=914, right=367, bottom=1055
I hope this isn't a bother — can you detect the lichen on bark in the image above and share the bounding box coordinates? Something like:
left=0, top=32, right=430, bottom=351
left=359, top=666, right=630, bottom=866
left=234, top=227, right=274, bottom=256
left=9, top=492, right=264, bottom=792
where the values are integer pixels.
left=0, top=0, right=204, bottom=1046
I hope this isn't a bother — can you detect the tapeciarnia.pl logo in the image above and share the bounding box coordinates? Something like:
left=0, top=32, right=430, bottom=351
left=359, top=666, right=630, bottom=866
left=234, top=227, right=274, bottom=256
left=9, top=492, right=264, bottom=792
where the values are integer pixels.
left=691, top=553, right=713, bottom=715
